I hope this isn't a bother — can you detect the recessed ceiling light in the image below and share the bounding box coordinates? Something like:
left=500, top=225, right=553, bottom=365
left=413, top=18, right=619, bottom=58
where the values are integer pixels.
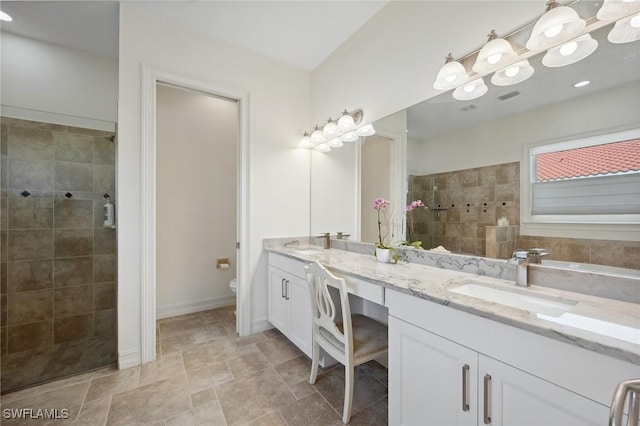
left=0, top=10, right=13, bottom=22
left=573, top=80, right=590, bottom=88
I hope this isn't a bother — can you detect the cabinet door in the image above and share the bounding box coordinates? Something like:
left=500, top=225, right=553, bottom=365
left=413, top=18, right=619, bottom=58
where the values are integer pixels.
left=288, top=275, right=313, bottom=357
left=268, top=267, right=290, bottom=333
left=389, top=316, right=478, bottom=426
left=479, top=354, right=609, bottom=426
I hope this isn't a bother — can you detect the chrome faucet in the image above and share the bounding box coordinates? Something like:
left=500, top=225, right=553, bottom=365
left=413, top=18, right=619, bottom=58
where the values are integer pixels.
left=319, top=233, right=331, bottom=249
left=336, top=232, right=350, bottom=240
left=509, top=248, right=549, bottom=287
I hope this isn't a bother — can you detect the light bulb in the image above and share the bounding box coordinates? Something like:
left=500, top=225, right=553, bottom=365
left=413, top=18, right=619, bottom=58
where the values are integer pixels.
left=0, top=11, right=12, bottom=22
left=544, top=24, right=564, bottom=38
left=322, top=120, right=338, bottom=138
left=355, top=124, right=375, bottom=137
left=559, top=41, right=578, bottom=56
left=337, top=112, right=356, bottom=132
left=310, top=126, right=324, bottom=144
left=314, top=143, right=331, bottom=153
left=574, top=80, right=590, bottom=88
left=505, top=66, right=520, bottom=77
left=487, top=53, right=502, bottom=64
left=631, top=14, right=640, bottom=28
left=327, top=137, right=343, bottom=148
left=464, top=84, right=476, bottom=93
left=444, top=74, right=457, bottom=83
left=341, top=131, right=358, bottom=142
left=299, top=132, right=312, bottom=148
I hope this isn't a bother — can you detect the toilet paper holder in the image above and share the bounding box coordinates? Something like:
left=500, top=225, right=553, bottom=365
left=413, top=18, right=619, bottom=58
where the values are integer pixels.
left=217, top=258, right=231, bottom=269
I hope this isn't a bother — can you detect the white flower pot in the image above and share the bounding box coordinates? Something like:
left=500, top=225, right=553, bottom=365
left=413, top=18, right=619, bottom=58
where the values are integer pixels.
left=376, top=248, right=392, bottom=263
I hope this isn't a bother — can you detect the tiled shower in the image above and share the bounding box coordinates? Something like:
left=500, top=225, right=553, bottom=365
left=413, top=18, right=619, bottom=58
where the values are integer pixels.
left=0, top=117, right=117, bottom=393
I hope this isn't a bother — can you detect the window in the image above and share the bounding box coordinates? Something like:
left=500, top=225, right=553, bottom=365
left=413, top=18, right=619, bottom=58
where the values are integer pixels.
left=522, top=128, right=640, bottom=230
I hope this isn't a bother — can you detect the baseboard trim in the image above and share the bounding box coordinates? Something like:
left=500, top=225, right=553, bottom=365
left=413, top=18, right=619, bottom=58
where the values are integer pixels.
left=118, top=348, right=141, bottom=369
left=156, top=295, right=235, bottom=320
left=250, top=317, right=273, bottom=335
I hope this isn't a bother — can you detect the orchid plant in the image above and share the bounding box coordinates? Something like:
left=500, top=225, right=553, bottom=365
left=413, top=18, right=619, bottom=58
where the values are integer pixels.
left=401, top=199, right=428, bottom=249
left=373, top=197, right=398, bottom=263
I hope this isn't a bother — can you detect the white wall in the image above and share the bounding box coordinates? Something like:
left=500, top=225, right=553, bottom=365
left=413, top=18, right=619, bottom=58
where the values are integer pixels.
left=118, top=3, right=310, bottom=365
left=413, top=81, right=640, bottom=174
left=0, top=32, right=117, bottom=130
left=361, top=136, right=392, bottom=244
left=310, top=1, right=542, bottom=125
left=156, top=84, right=237, bottom=318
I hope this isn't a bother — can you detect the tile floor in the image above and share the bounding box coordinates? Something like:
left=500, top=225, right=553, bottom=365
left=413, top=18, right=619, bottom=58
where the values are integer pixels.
left=0, top=305, right=388, bottom=425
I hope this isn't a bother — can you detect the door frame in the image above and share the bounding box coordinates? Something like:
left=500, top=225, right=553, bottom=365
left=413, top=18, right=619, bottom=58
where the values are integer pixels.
left=140, top=65, right=251, bottom=363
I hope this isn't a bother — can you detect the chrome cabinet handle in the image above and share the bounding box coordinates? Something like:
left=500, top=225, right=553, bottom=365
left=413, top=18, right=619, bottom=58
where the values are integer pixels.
left=285, top=280, right=290, bottom=300
left=281, top=278, right=286, bottom=298
left=483, top=374, right=492, bottom=424
left=609, top=379, right=640, bottom=426
left=462, top=364, right=470, bottom=412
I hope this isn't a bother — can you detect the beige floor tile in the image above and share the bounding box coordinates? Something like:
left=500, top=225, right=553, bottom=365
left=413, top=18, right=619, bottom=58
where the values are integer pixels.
left=348, top=399, right=388, bottom=426
left=237, top=343, right=260, bottom=355
left=289, top=381, right=317, bottom=400
left=190, top=388, right=217, bottom=407
left=233, top=332, right=266, bottom=348
left=262, top=328, right=283, bottom=339
left=201, top=307, right=236, bottom=324
left=165, top=400, right=227, bottom=426
left=0, top=386, right=40, bottom=403
left=225, top=351, right=271, bottom=378
left=139, top=352, right=185, bottom=386
left=215, top=367, right=295, bottom=425
left=360, top=360, right=388, bottom=383
left=106, top=374, right=191, bottom=425
left=241, top=410, right=287, bottom=426
left=84, top=366, right=140, bottom=402
left=220, top=319, right=237, bottom=336
left=312, top=365, right=387, bottom=417
left=185, top=361, right=233, bottom=393
left=273, top=355, right=312, bottom=386
left=193, top=322, right=230, bottom=343
left=278, top=392, right=342, bottom=426
left=161, top=332, right=198, bottom=355
left=158, top=315, right=206, bottom=339
left=36, top=370, right=95, bottom=394
left=255, top=335, right=303, bottom=366
left=73, top=396, right=111, bottom=424
left=182, top=338, right=240, bottom=372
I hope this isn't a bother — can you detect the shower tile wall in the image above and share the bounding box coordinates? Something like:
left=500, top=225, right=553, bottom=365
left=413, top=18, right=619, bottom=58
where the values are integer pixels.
left=0, top=117, right=117, bottom=393
left=407, top=162, right=520, bottom=256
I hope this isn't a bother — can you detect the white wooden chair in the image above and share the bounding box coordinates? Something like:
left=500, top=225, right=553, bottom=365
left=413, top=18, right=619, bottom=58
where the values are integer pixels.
left=305, top=260, right=388, bottom=424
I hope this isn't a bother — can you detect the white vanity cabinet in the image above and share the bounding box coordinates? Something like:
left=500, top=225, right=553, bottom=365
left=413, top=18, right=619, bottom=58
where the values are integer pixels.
left=387, top=289, right=628, bottom=426
left=267, top=253, right=312, bottom=357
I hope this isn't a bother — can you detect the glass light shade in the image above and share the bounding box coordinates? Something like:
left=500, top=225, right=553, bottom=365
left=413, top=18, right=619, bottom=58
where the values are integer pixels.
left=596, top=0, right=640, bottom=21
left=299, top=132, right=313, bottom=148
left=337, top=112, right=356, bottom=132
left=433, top=60, right=469, bottom=90
left=310, top=126, right=324, bottom=144
left=322, top=120, right=339, bottom=138
left=607, top=12, right=640, bottom=43
left=314, top=143, right=331, bottom=153
left=327, top=137, right=344, bottom=148
left=0, top=10, right=12, bottom=21
left=355, top=124, right=376, bottom=137
left=472, top=37, right=517, bottom=73
left=341, top=131, right=358, bottom=142
left=526, top=6, right=586, bottom=51
left=452, top=78, right=488, bottom=100
left=542, top=34, right=598, bottom=67
left=491, top=60, right=535, bottom=86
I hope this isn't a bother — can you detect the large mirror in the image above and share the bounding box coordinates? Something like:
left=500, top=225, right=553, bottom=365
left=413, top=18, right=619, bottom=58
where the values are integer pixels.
left=310, top=17, right=640, bottom=270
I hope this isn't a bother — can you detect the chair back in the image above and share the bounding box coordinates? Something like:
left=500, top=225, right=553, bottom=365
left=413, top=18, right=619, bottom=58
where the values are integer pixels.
left=305, top=261, right=353, bottom=359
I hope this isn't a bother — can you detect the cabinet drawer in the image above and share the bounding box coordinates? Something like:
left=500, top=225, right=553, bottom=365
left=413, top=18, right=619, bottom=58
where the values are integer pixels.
left=269, top=252, right=308, bottom=279
left=344, top=275, right=385, bottom=305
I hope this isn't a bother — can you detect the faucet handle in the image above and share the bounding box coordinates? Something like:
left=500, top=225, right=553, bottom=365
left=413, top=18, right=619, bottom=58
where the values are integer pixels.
left=529, top=248, right=548, bottom=257
left=512, top=249, right=528, bottom=259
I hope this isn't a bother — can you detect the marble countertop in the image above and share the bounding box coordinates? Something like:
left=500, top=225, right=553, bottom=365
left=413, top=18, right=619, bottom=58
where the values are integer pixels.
left=265, top=242, right=640, bottom=365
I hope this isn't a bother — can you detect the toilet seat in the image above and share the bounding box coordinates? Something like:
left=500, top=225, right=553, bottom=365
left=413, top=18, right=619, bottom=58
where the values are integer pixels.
left=230, top=278, right=237, bottom=293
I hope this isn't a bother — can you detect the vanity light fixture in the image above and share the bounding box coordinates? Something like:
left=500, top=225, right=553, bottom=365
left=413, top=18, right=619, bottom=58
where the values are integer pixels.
left=472, top=30, right=518, bottom=73
left=607, top=12, right=640, bottom=43
left=526, top=0, right=586, bottom=51
left=0, top=10, right=12, bottom=22
left=433, top=53, right=470, bottom=90
left=491, top=59, right=535, bottom=86
left=542, top=33, right=598, bottom=67
left=355, top=123, right=376, bottom=137
left=453, top=78, right=488, bottom=100
left=596, top=0, right=640, bottom=21
left=299, top=109, right=375, bottom=151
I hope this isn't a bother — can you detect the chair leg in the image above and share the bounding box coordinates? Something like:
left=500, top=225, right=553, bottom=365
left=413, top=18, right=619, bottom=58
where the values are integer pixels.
left=309, top=341, right=319, bottom=384
left=342, top=365, right=354, bottom=424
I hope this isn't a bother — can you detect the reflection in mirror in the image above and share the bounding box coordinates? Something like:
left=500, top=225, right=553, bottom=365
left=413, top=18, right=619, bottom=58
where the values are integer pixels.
left=311, top=19, right=639, bottom=272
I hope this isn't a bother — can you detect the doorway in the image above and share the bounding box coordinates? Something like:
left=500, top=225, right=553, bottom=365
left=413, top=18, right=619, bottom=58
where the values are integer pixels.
left=155, top=83, right=238, bottom=328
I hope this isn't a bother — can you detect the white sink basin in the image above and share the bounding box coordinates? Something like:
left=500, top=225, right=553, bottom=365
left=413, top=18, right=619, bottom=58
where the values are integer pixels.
left=294, top=248, right=323, bottom=256
left=450, top=280, right=578, bottom=317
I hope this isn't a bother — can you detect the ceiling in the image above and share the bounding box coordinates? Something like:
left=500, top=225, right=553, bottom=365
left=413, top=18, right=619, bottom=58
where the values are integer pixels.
left=0, top=1, right=389, bottom=70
